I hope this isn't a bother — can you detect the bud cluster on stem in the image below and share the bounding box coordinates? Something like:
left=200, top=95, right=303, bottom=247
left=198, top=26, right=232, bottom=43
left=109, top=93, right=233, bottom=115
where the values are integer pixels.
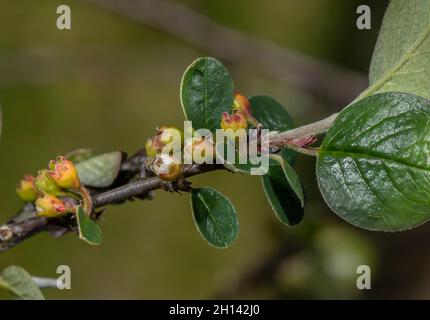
left=16, top=156, right=91, bottom=218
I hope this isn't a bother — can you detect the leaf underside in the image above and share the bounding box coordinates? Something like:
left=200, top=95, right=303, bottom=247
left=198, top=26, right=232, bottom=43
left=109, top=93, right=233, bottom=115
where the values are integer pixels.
left=76, top=151, right=122, bottom=188
left=0, top=266, right=44, bottom=300
left=357, top=0, right=430, bottom=102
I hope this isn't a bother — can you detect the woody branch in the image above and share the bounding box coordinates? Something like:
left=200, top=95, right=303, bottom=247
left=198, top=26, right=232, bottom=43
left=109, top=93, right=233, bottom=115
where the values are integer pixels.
left=0, top=114, right=337, bottom=253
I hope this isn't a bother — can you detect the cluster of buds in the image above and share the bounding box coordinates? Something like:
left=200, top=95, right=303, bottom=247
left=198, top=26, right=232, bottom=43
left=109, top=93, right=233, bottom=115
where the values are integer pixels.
left=16, top=175, right=38, bottom=202
left=145, top=126, right=184, bottom=181
left=220, top=92, right=259, bottom=131
left=220, top=110, right=248, bottom=131
left=16, top=156, right=81, bottom=218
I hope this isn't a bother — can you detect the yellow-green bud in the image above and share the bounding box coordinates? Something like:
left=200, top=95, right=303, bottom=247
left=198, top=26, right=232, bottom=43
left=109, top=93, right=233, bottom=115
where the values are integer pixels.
left=35, top=193, right=69, bottom=218
left=35, top=169, right=64, bottom=196
left=145, top=137, right=158, bottom=158
left=145, top=126, right=184, bottom=157
left=16, top=175, right=38, bottom=202
left=232, top=92, right=258, bottom=126
left=48, top=156, right=81, bottom=190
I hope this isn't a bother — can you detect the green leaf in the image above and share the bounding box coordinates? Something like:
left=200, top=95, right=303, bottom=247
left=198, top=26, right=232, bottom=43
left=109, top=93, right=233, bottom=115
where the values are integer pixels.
left=357, top=0, right=430, bottom=101
left=250, top=95, right=296, bottom=164
left=191, top=187, right=239, bottom=248
left=317, top=92, right=430, bottom=231
left=76, top=206, right=103, bottom=245
left=180, top=57, right=234, bottom=132
left=270, top=154, right=305, bottom=207
left=248, top=96, right=304, bottom=225
left=0, top=266, right=44, bottom=300
left=76, top=151, right=122, bottom=188
left=261, top=171, right=304, bottom=226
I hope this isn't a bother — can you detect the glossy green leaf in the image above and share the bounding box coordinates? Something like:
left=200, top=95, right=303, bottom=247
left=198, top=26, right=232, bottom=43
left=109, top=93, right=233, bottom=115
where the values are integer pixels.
left=76, top=206, right=103, bottom=245
left=250, top=95, right=296, bottom=164
left=180, top=57, right=234, bottom=132
left=270, top=154, right=304, bottom=207
left=0, top=266, right=44, bottom=300
left=261, top=171, right=304, bottom=226
left=191, top=187, right=238, bottom=248
left=357, top=0, right=430, bottom=101
left=249, top=96, right=304, bottom=225
left=76, top=151, right=122, bottom=188
left=317, top=92, right=430, bottom=231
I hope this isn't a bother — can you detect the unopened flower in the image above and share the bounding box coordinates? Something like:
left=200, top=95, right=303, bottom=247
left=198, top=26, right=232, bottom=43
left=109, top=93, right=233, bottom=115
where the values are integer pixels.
left=145, top=137, right=159, bottom=158
left=145, top=126, right=183, bottom=157
left=35, top=193, right=69, bottom=218
left=35, top=169, right=64, bottom=196
left=151, top=154, right=182, bottom=181
left=48, top=156, right=81, bottom=190
left=220, top=110, right=248, bottom=131
left=16, top=175, right=38, bottom=202
left=232, top=92, right=251, bottom=117
left=232, top=92, right=258, bottom=126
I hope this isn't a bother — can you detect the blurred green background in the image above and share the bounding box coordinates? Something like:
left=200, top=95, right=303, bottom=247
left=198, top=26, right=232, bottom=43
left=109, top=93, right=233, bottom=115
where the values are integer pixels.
left=2, top=0, right=429, bottom=299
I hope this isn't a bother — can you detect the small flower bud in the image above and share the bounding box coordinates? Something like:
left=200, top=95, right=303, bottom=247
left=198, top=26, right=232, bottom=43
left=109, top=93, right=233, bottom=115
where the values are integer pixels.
left=48, top=156, right=81, bottom=189
left=35, top=193, right=69, bottom=218
left=16, top=175, right=38, bottom=202
left=220, top=110, right=248, bottom=131
left=145, top=137, right=158, bottom=158
left=145, top=126, right=184, bottom=157
left=151, top=154, right=182, bottom=181
left=35, top=169, right=64, bottom=196
left=158, top=126, right=184, bottom=146
left=232, top=92, right=258, bottom=126
left=232, top=92, right=251, bottom=117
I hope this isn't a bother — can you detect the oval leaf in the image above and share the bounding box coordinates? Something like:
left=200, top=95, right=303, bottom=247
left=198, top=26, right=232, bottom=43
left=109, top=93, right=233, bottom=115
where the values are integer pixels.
left=261, top=172, right=304, bottom=226
left=191, top=187, right=238, bottom=248
left=317, top=92, right=430, bottom=231
left=249, top=96, right=304, bottom=225
left=250, top=95, right=296, bottom=164
left=0, top=266, right=44, bottom=300
left=76, top=151, right=122, bottom=188
left=180, top=57, right=234, bottom=132
left=77, top=206, right=103, bottom=245
left=357, top=0, right=430, bottom=101
left=270, top=154, right=305, bottom=208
